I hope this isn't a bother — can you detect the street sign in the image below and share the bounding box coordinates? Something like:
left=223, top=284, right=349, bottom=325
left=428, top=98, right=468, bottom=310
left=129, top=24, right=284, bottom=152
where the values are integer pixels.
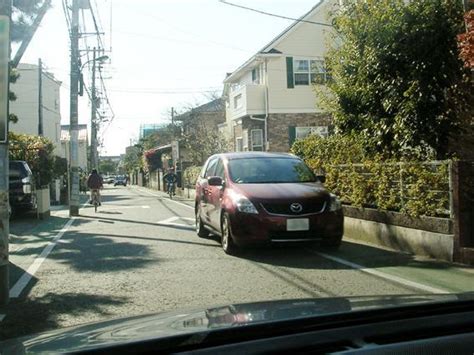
left=0, top=15, right=8, bottom=143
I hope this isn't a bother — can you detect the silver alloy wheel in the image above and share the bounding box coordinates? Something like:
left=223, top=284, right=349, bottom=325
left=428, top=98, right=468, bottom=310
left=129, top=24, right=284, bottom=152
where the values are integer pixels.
left=222, top=216, right=229, bottom=251
left=195, top=209, right=200, bottom=233
left=195, top=206, right=209, bottom=237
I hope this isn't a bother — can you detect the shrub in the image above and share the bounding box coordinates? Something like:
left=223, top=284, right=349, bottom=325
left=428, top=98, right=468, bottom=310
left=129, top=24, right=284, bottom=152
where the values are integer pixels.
left=183, top=166, right=201, bottom=188
left=9, top=132, right=55, bottom=188
left=291, top=134, right=450, bottom=217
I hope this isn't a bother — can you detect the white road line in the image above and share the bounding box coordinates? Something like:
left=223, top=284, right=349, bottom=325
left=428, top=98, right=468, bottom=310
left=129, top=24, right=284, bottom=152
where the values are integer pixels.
left=159, top=217, right=180, bottom=224
left=157, top=217, right=194, bottom=229
left=137, top=187, right=194, bottom=211
left=96, top=205, right=150, bottom=211
left=308, top=249, right=449, bottom=294
left=9, top=218, right=76, bottom=298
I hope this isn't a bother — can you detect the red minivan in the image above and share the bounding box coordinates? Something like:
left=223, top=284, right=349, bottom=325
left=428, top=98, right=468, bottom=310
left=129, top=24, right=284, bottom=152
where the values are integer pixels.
left=195, top=152, right=344, bottom=255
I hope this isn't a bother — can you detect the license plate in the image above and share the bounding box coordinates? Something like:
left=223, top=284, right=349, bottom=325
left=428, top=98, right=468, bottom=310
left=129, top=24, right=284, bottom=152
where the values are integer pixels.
left=286, top=218, right=309, bottom=231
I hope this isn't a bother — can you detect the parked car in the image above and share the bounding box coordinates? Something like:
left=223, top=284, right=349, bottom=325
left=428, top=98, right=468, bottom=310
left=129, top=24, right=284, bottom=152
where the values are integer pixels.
left=9, top=160, right=36, bottom=214
left=104, top=176, right=115, bottom=184
left=195, top=152, right=344, bottom=255
left=114, top=176, right=127, bottom=186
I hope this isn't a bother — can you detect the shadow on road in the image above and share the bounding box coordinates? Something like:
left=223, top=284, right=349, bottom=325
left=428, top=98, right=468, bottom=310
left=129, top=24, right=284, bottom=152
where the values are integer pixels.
left=47, top=230, right=156, bottom=273
left=236, top=239, right=471, bottom=273
left=0, top=292, right=128, bottom=341
left=78, top=214, right=196, bottom=233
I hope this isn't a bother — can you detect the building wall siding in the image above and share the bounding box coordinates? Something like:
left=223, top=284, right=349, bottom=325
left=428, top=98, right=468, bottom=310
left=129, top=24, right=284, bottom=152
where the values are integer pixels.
left=267, top=112, right=332, bottom=152
left=10, top=64, right=62, bottom=155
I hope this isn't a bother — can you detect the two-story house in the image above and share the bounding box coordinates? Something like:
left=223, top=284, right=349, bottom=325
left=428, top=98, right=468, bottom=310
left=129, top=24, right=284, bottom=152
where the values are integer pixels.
left=10, top=63, right=62, bottom=155
left=222, top=0, right=339, bottom=152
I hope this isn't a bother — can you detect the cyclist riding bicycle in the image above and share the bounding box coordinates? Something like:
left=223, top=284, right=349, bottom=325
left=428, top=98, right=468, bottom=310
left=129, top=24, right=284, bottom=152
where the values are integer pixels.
left=87, top=169, right=103, bottom=206
left=163, top=167, right=178, bottom=196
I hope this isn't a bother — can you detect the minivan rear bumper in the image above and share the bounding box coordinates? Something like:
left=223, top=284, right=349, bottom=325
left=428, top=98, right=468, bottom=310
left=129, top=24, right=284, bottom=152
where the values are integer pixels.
left=228, top=210, right=344, bottom=247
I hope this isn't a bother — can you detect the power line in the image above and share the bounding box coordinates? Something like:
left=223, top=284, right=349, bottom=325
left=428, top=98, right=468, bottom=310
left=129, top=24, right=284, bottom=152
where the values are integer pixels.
left=218, top=0, right=333, bottom=27
left=113, top=30, right=251, bottom=53
left=88, top=0, right=105, bottom=51
left=107, top=88, right=221, bottom=95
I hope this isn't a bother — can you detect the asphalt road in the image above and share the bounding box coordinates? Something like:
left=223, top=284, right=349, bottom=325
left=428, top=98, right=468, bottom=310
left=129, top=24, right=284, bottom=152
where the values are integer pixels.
left=1, top=185, right=473, bottom=340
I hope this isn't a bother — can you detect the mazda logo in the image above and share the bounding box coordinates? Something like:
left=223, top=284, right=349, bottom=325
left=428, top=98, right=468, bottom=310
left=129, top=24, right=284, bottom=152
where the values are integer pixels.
left=290, top=203, right=303, bottom=213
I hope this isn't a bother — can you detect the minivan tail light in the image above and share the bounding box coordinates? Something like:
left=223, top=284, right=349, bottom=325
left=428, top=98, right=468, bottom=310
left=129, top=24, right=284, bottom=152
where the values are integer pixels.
left=23, top=183, right=32, bottom=194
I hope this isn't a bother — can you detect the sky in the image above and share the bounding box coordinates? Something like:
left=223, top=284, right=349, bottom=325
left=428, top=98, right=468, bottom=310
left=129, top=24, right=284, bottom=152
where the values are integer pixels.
left=19, top=0, right=320, bottom=156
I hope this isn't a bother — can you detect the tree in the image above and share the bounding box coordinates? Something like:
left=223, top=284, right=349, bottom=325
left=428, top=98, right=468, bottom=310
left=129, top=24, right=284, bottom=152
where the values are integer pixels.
left=11, top=0, right=47, bottom=43
left=98, top=159, right=118, bottom=175
left=8, top=132, right=55, bottom=188
left=321, top=0, right=472, bottom=159
left=458, top=9, right=474, bottom=69
left=122, top=144, right=143, bottom=173
left=181, top=126, right=229, bottom=166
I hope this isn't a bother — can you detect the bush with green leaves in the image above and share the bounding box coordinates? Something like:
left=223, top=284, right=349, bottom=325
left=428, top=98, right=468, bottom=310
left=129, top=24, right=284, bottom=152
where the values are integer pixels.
left=291, top=134, right=450, bottom=217
left=319, top=0, right=472, bottom=159
left=9, top=132, right=55, bottom=188
left=182, top=166, right=202, bottom=188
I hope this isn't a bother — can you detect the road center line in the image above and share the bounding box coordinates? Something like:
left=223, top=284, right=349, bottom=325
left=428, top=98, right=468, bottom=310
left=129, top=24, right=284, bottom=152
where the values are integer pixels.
left=307, top=249, right=448, bottom=294
left=9, top=218, right=76, bottom=298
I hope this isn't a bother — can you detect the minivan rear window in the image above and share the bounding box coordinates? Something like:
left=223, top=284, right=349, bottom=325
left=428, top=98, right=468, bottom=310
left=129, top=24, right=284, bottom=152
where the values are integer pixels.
left=228, top=157, right=316, bottom=184
left=9, top=162, right=28, bottom=178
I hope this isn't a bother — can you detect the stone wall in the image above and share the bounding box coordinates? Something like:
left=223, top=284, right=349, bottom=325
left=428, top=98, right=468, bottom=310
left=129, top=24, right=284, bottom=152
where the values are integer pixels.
left=267, top=113, right=332, bottom=152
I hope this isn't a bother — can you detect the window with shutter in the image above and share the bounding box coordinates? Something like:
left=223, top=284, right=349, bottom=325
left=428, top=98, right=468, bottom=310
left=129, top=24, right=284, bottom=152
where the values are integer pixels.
left=286, top=57, right=294, bottom=88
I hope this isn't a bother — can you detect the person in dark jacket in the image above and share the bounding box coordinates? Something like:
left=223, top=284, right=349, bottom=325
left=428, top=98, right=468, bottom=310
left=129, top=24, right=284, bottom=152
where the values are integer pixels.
left=87, top=169, right=103, bottom=205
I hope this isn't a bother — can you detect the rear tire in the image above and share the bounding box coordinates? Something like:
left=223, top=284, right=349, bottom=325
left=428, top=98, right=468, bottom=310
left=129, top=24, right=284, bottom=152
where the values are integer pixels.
left=195, top=206, right=209, bottom=238
left=221, top=213, right=239, bottom=256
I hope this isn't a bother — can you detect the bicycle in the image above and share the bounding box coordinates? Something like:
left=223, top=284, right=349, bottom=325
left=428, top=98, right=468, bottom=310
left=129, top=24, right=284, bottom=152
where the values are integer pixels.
left=90, top=189, right=100, bottom=212
left=167, top=182, right=175, bottom=199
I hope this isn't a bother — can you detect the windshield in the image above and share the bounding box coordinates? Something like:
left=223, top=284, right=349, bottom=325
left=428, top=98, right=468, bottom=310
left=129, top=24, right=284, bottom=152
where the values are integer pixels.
left=228, top=158, right=317, bottom=184
left=1, top=0, right=473, bottom=350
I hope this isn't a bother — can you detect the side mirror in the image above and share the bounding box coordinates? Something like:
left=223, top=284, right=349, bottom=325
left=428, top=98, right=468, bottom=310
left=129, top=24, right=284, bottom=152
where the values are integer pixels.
left=316, top=175, right=326, bottom=184
left=208, top=176, right=224, bottom=186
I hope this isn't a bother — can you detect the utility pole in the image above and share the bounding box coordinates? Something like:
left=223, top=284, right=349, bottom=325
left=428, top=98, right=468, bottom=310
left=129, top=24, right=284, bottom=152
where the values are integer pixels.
left=0, top=0, right=11, bottom=306
left=38, top=58, right=43, bottom=136
left=90, top=47, right=97, bottom=170
left=69, top=0, right=80, bottom=216
left=171, top=107, right=174, bottom=125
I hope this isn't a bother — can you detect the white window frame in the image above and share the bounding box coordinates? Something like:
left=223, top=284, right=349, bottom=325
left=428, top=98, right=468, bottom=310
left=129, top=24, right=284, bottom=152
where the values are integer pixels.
left=233, top=94, right=242, bottom=109
left=235, top=137, right=243, bottom=152
left=250, top=129, right=264, bottom=151
left=242, top=130, right=249, bottom=151
left=251, top=67, right=260, bottom=84
left=296, top=126, right=329, bottom=140
left=293, top=59, right=329, bottom=86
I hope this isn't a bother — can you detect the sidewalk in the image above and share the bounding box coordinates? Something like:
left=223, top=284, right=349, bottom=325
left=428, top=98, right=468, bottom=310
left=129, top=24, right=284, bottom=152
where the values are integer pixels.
left=8, top=194, right=89, bottom=290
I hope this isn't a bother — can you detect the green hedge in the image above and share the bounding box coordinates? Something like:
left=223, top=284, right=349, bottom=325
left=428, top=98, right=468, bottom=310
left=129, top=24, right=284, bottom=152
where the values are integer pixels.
left=291, top=135, right=450, bottom=217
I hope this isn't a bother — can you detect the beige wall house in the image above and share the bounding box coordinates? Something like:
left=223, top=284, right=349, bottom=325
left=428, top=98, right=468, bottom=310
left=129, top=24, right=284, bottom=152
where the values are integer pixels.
left=60, top=124, right=89, bottom=172
left=223, top=0, right=339, bottom=152
left=10, top=63, right=62, bottom=155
